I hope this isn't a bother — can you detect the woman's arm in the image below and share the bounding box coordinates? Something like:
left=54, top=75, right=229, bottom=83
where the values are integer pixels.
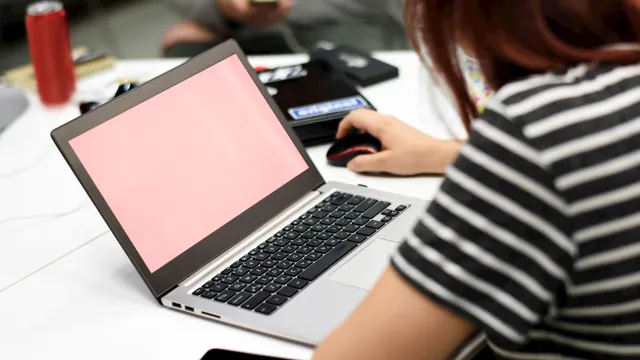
left=312, top=267, right=475, bottom=360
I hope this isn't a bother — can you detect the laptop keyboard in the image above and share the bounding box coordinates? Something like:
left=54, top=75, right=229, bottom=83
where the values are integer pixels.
left=192, top=191, right=408, bottom=315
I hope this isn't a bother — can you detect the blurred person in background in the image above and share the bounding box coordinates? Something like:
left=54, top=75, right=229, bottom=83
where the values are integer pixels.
left=162, top=0, right=408, bottom=57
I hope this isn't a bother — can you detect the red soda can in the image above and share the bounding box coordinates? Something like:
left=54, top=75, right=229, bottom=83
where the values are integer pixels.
left=25, top=1, right=76, bottom=105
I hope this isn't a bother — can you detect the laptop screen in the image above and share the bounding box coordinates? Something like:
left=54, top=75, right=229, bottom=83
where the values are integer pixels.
left=69, top=54, right=309, bottom=273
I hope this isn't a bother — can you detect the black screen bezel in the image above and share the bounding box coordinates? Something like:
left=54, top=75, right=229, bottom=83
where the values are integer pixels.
left=51, top=40, right=324, bottom=299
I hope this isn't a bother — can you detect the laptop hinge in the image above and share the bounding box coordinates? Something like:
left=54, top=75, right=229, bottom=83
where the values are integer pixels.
left=179, top=189, right=325, bottom=288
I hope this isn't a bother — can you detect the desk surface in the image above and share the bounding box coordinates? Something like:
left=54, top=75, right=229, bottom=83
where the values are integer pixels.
left=0, top=51, right=459, bottom=359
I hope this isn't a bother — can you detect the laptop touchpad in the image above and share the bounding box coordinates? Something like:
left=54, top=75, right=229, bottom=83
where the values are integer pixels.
left=329, top=238, right=399, bottom=290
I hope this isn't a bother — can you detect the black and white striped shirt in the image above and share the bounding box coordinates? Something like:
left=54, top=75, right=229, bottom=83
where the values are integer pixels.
left=392, top=62, right=640, bottom=359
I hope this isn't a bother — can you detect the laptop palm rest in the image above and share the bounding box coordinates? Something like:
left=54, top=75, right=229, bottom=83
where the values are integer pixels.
left=328, top=238, right=399, bottom=290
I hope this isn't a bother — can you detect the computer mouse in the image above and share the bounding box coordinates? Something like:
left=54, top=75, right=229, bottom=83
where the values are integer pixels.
left=326, top=132, right=382, bottom=167
left=0, top=87, right=28, bottom=134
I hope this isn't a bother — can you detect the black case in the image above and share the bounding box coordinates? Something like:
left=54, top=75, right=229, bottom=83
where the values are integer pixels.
left=310, top=46, right=399, bottom=87
left=257, top=60, right=375, bottom=146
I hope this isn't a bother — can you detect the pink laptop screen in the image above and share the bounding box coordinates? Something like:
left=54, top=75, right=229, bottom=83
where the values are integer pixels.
left=69, top=55, right=308, bottom=273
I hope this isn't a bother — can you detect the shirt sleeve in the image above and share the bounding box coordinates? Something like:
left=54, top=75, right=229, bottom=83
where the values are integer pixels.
left=391, top=99, right=577, bottom=349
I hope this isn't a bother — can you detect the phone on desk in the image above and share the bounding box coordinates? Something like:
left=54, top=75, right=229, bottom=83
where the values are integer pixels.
left=201, top=349, right=295, bottom=360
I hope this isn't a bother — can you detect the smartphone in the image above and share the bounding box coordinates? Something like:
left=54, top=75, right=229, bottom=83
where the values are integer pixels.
left=200, top=349, right=296, bottom=360
left=249, top=0, right=279, bottom=5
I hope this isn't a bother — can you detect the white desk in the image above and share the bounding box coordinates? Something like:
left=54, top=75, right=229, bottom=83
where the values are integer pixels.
left=0, top=52, right=459, bottom=359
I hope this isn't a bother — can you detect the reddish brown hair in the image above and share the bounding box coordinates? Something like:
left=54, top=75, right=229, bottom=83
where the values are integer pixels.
left=405, top=0, right=640, bottom=129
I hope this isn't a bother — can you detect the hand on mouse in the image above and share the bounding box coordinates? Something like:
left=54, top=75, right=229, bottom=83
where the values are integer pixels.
left=336, top=109, right=461, bottom=175
left=218, top=0, right=294, bottom=26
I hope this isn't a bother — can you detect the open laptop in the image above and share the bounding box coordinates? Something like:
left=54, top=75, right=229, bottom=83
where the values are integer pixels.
left=51, top=40, right=426, bottom=345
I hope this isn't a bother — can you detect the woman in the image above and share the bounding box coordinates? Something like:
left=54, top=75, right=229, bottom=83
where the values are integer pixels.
left=313, top=0, right=640, bottom=359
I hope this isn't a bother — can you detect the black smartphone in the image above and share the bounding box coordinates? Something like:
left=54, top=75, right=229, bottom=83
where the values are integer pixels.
left=249, top=0, right=279, bottom=5
left=200, top=349, right=296, bottom=360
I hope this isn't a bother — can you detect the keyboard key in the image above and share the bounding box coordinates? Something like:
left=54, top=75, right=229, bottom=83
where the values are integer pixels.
left=315, top=202, right=325, bottom=209
left=221, top=268, right=233, bottom=275
left=291, top=238, right=307, bottom=246
left=330, top=193, right=352, bottom=205
left=306, top=239, right=322, bottom=247
left=245, top=284, right=263, bottom=293
left=362, top=201, right=391, bottom=219
left=302, top=231, right=318, bottom=239
left=344, top=224, right=360, bottom=232
left=322, top=204, right=338, bottom=212
left=240, top=275, right=258, bottom=283
left=275, top=275, right=292, bottom=285
left=305, top=252, right=322, bottom=261
left=267, top=268, right=283, bottom=277
left=311, top=225, right=327, bottom=232
left=287, top=253, right=303, bottom=262
left=232, top=268, right=250, bottom=276
left=320, top=217, right=335, bottom=225
left=264, top=245, right=279, bottom=254
left=299, top=241, right=358, bottom=281
left=354, top=198, right=377, bottom=213
left=276, top=261, right=294, bottom=269
left=339, top=204, right=355, bottom=212
left=256, top=276, right=273, bottom=285
left=389, top=211, right=399, bottom=217
left=330, top=191, right=341, bottom=197
left=353, top=218, right=368, bottom=226
left=294, top=225, right=309, bottom=233
left=230, top=261, right=243, bottom=268
left=275, top=231, right=285, bottom=237
left=382, top=216, right=392, bottom=222
left=330, top=211, right=346, bottom=218
left=241, top=291, right=270, bottom=310
left=240, top=255, right=251, bottom=262
left=211, top=283, right=227, bottom=292
left=366, top=220, right=384, bottom=229
left=201, top=290, right=216, bottom=299
left=299, top=214, right=310, bottom=220
left=284, top=267, right=302, bottom=276
left=203, top=281, right=215, bottom=288
left=312, top=211, right=329, bottom=219
left=344, top=212, right=359, bottom=220
left=243, top=260, right=259, bottom=269
left=297, top=246, right=313, bottom=254
left=261, top=259, right=277, bottom=268
left=277, top=286, right=299, bottom=297
left=255, top=303, right=277, bottom=315
left=193, top=288, right=205, bottom=296
left=264, top=283, right=282, bottom=293
left=335, top=218, right=351, bottom=227
left=396, top=205, right=407, bottom=211
left=250, top=267, right=268, bottom=276
left=281, top=245, right=298, bottom=253
left=288, top=278, right=309, bottom=289
left=348, top=234, right=367, bottom=243
left=326, top=226, right=341, bottom=233
left=222, top=275, right=239, bottom=284
left=334, top=231, right=350, bottom=240
left=249, top=250, right=259, bottom=256
left=228, top=292, right=253, bottom=306
left=253, top=252, right=270, bottom=261
left=212, top=274, right=224, bottom=282
left=284, top=225, right=293, bottom=231
left=381, top=209, right=392, bottom=216
left=348, top=195, right=365, bottom=205
left=214, top=290, right=236, bottom=302
left=296, top=260, right=313, bottom=268
left=307, top=208, right=318, bottom=214
left=316, top=245, right=331, bottom=254
left=324, top=238, right=341, bottom=246
left=229, top=283, right=246, bottom=291
left=258, top=243, right=267, bottom=249
left=357, top=227, right=376, bottom=236
left=271, top=252, right=287, bottom=260
left=284, top=232, right=299, bottom=240
left=267, top=295, right=288, bottom=306
left=316, top=232, right=332, bottom=240
left=303, top=218, right=319, bottom=225
left=292, top=220, right=301, bottom=225
left=274, top=239, right=289, bottom=247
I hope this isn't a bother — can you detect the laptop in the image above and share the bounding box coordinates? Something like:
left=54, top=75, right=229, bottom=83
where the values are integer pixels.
left=51, top=40, right=426, bottom=345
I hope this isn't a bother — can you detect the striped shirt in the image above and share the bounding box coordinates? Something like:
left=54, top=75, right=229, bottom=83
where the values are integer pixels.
left=392, top=62, right=640, bottom=359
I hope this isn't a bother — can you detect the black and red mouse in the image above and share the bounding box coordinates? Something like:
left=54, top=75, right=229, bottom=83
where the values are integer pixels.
left=326, top=132, right=382, bottom=167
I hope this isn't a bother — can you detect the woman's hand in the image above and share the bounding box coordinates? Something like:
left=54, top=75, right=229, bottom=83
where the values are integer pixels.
left=217, top=0, right=294, bottom=26
left=336, top=109, right=461, bottom=175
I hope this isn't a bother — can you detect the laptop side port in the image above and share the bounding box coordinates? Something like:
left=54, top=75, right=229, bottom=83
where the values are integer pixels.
left=202, top=311, right=221, bottom=319
left=172, top=302, right=181, bottom=309
left=185, top=306, right=194, bottom=312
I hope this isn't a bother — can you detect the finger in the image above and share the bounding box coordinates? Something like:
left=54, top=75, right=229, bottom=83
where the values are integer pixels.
left=347, top=152, right=391, bottom=173
left=336, top=109, right=386, bottom=139
left=248, top=0, right=294, bottom=23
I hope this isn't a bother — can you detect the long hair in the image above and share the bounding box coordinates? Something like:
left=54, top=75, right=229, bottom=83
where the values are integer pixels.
left=405, top=0, right=640, bottom=129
